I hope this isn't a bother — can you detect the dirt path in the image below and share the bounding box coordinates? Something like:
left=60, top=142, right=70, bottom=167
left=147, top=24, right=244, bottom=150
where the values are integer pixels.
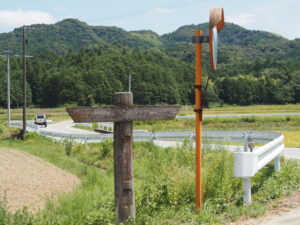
left=0, top=147, right=80, bottom=212
left=229, top=190, right=300, bottom=225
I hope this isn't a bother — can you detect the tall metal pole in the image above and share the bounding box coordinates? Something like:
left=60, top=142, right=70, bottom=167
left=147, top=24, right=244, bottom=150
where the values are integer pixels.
left=7, top=54, right=10, bottom=124
left=22, top=26, right=26, bottom=138
left=194, top=29, right=203, bottom=211
left=128, top=73, right=132, bottom=92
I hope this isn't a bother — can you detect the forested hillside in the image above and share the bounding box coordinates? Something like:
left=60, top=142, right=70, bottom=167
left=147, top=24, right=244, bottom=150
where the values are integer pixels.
left=0, top=19, right=299, bottom=107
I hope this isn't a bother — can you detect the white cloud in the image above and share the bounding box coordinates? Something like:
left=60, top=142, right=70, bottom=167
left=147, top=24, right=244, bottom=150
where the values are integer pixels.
left=227, top=13, right=257, bottom=26
left=0, top=9, right=56, bottom=27
left=147, top=7, right=171, bottom=16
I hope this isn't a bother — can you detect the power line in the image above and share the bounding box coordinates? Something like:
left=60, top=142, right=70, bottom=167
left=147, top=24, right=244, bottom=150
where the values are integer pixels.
left=88, top=0, right=201, bottom=24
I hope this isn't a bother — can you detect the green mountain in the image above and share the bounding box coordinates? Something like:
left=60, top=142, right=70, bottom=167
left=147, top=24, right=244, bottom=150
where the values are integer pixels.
left=0, top=19, right=294, bottom=62
left=0, top=19, right=299, bottom=107
left=0, top=19, right=161, bottom=55
left=161, top=23, right=292, bottom=63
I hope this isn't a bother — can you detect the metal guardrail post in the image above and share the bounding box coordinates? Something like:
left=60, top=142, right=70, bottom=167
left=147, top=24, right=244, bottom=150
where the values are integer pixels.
left=274, top=155, right=280, bottom=171
left=150, top=131, right=154, bottom=142
left=243, top=132, right=249, bottom=152
left=243, top=132, right=251, bottom=205
left=243, top=178, right=251, bottom=204
left=85, top=135, right=88, bottom=146
left=189, top=133, right=194, bottom=147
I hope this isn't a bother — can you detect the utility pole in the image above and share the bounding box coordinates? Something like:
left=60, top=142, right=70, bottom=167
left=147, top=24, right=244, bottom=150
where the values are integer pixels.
left=0, top=51, right=12, bottom=124
left=1, top=51, right=31, bottom=127
left=22, top=26, right=26, bottom=138
left=20, top=26, right=33, bottom=138
left=6, top=51, right=11, bottom=125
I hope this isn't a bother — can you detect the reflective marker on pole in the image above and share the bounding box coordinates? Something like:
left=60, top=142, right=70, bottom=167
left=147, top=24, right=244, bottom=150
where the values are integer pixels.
left=209, top=8, right=225, bottom=70
left=209, top=27, right=218, bottom=70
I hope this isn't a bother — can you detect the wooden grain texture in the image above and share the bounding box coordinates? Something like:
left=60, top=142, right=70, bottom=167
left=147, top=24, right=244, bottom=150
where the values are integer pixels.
left=113, top=92, right=135, bottom=224
left=67, top=105, right=180, bottom=122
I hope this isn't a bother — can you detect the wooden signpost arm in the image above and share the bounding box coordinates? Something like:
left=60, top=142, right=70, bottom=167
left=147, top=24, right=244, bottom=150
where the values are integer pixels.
left=67, top=105, right=180, bottom=123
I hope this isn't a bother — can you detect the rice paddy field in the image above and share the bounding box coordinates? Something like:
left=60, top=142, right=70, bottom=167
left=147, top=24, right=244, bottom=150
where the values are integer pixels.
left=0, top=104, right=299, bottom=147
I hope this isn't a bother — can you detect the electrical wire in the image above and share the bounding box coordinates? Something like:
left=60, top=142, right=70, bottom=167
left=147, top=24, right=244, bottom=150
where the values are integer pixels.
left=87, top=0, right=202, bottom=23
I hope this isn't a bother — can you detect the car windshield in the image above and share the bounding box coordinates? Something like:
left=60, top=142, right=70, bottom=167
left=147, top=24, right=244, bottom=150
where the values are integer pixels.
left=37, top=115, right=45, bottom=119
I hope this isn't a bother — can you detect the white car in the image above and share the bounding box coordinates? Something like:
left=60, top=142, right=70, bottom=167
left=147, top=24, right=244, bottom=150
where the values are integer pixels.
left=34, top=114, right=47, bottom=127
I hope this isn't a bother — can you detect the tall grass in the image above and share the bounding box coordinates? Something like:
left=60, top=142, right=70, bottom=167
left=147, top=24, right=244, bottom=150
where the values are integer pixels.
left=0, top=126, right=299, bottom=224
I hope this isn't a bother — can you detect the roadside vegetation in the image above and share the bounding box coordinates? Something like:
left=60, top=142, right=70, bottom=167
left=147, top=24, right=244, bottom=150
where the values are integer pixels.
left=10, top=104, right=296, bottom=147
left=0, top=124, right=299, bottom=224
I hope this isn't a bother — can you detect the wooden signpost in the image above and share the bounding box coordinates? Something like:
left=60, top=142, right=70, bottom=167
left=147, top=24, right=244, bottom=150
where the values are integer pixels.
left=67, top=92, right=180, bottom=224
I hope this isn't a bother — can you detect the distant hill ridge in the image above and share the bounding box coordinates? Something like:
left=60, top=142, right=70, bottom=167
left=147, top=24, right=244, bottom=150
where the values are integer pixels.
left=0, top=18, right=298, bottom=62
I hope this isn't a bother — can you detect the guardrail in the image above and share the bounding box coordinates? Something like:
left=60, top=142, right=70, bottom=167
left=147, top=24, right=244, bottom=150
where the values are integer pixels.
left=10, top=122, right=283, bottom=204
left=234, top=131, right=284, bottom=204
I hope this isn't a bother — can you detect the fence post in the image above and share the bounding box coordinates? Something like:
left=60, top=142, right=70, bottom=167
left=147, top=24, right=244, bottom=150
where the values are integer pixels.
left=243, top=132, right=251, bottom=204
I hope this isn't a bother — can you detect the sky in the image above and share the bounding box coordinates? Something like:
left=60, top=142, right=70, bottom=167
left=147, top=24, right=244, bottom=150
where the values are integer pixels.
left=0, top=0, right=299, bottom=39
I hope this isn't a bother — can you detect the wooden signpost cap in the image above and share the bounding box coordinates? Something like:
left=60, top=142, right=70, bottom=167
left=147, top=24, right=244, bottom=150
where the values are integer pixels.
left=114, top=92, right=133, bottom=106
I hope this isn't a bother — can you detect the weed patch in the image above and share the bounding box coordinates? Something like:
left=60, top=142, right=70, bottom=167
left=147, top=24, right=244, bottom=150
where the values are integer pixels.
left=0, top=128, right=299, bottom=224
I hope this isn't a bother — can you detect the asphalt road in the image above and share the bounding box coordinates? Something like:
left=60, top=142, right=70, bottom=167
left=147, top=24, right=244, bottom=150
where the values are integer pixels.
left=40, top=120, right=96, bottom=134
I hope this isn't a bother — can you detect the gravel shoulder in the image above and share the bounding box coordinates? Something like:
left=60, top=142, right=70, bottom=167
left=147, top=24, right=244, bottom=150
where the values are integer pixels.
left=0, top=147, right=80, bottom=213
left=229, top=190, right=300, bottom=225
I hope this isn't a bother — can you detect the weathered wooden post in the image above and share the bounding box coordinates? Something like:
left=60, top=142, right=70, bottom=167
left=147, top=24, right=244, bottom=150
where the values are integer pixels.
left=67, top=92, right=180, bottom=224
left=113, top=92, right=135, bottom=223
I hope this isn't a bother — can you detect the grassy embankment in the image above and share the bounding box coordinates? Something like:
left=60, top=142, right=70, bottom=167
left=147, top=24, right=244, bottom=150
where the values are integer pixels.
left=0, top=124, right=299, bottom=224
